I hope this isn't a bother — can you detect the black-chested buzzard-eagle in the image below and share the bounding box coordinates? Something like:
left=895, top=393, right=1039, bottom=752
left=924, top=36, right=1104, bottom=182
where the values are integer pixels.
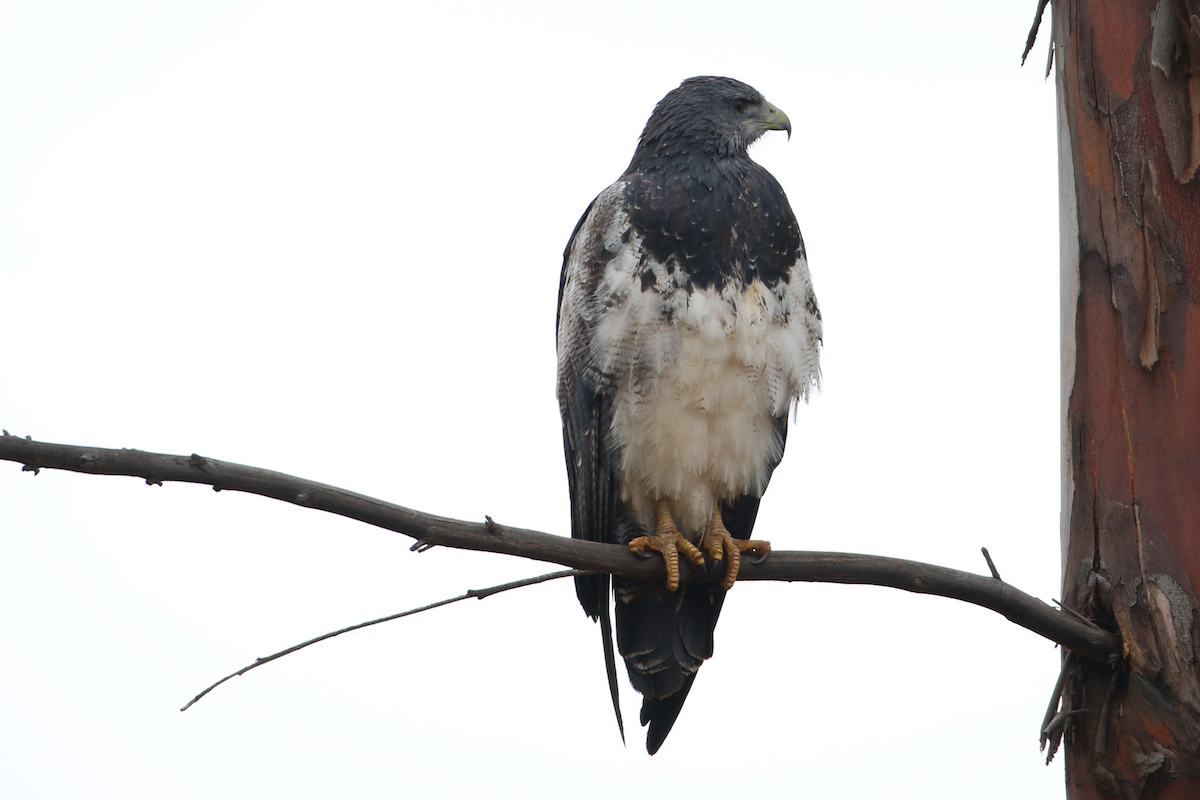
left=556, top=76, right=821, bottom=754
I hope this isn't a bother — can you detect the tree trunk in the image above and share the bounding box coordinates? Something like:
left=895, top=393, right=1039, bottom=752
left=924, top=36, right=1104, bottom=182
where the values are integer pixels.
left=1056, top=0, right=1200, bottom=797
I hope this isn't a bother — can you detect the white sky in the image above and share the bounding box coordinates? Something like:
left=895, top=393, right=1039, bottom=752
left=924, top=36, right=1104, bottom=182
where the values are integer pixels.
left=1, top=1, right=1066, bottom=797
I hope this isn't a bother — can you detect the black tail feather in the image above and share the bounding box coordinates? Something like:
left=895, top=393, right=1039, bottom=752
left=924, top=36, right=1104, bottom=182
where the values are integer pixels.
left=597, top=580, right=625, bottom=743
left=591, top=491, right=772, bottom=754
left=614, top=579, right=727, bottom=754
left=641, top=673, right=699, bottom=755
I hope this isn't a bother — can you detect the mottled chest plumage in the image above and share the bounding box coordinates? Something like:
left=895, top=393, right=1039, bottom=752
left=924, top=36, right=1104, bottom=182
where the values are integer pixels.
left=579, top=180, right=820, bottom=537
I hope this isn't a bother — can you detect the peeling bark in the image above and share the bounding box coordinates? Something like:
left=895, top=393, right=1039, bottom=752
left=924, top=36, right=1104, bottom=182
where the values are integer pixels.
left=1056, top=0, right=1200, bottom=797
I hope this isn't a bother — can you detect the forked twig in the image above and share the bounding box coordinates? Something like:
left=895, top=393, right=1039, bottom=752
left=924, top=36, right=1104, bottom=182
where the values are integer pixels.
left=180, top=569, right=584, bottom=711
left=0, top=434, right=1122, bottom=662
left=1041, top=650, right=1078, bottom=763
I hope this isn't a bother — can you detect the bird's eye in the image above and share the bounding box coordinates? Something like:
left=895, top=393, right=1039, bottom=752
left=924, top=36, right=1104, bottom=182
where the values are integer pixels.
left=733, top=99, right=746, bottom=114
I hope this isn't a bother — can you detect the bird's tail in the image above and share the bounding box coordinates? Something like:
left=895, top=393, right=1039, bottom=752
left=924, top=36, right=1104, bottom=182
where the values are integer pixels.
left=613, top=578, right=726, bottom=754
left=640, top=673, right=699, bottom=755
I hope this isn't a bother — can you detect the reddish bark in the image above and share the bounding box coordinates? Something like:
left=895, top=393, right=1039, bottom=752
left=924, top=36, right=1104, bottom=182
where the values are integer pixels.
left=1056, top=1, right=1200, bottom=797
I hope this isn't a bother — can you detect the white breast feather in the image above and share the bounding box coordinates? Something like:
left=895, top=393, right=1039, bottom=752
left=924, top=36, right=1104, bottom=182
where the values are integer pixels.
left=571, top=197, right=821, bottom=540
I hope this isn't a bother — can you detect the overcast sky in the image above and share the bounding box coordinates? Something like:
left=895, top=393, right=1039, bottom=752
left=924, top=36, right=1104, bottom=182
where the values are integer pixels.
left=2, top=2, right=1067, bottom=797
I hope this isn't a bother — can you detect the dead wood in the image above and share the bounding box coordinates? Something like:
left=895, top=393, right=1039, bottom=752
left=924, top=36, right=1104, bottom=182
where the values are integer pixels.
left=0, top=431, right=1119, bottom=661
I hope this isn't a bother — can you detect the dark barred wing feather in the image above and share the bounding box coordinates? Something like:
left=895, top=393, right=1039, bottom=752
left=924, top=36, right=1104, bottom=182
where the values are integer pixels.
left=557, top=190, right=625, bottom=739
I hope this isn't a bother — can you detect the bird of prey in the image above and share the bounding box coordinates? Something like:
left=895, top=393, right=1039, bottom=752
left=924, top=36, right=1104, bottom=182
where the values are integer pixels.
left=556, top=76, right=821, bottom=754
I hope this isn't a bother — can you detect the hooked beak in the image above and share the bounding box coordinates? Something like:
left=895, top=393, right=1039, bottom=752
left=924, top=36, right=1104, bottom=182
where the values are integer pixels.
left=761, top=103, right=792, bottom=141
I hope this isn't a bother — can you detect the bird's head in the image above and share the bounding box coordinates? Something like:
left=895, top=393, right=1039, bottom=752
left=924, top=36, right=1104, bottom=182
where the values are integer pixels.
left=632, top=76, right=792, bottom=166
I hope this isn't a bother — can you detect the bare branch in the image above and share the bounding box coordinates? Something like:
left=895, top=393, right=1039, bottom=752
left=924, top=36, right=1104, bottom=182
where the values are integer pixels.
left=180, top=569, right=583, bottom=711
left=981, top=546, right=1002, bottom=581
left=1041, top=650, right=1076, bottom=753
left=1043, top=708, right=1086, bottom=751
left=1021, top=0, right=1050, bottom=66
left=0, top=432, right=1121, bottom=661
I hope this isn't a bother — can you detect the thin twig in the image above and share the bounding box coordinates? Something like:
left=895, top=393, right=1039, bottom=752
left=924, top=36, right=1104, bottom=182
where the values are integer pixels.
left=1043, top=708, right=1087, bottom=739
left=1022, top=0, right=1051, bottom=65
left=981, top=547, right=1002, bottom=581
left=0, top=433, right=1122, bottom=661
left=1036, top=657, right=1084, bottom=767
left=1053, top=599, right=1095, bottom=626
left=1041, top=650, right=1077, bottom=751
left=180, top=569, right=584, bottom=711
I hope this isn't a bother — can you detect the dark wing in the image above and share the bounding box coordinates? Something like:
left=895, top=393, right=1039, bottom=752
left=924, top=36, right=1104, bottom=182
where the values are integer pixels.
left=557, top=185, right=627, bottom=740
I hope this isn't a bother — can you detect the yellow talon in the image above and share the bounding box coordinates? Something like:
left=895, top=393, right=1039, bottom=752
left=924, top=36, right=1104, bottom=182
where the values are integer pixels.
left=628, top=500, right=705, bottom=592
left=701, top=506, right=770, bottom=590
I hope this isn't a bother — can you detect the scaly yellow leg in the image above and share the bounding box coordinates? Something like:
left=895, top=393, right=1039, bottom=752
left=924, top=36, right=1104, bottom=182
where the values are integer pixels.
left=702, top=505, right=771, bottom=590
left=628, top=500, right=706, bottom=592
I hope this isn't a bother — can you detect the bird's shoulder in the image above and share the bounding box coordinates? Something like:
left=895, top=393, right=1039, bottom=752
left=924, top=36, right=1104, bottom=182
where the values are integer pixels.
left=562, top=181, right=631, bottom=269
left=557, top=179, right=635, bottom=326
